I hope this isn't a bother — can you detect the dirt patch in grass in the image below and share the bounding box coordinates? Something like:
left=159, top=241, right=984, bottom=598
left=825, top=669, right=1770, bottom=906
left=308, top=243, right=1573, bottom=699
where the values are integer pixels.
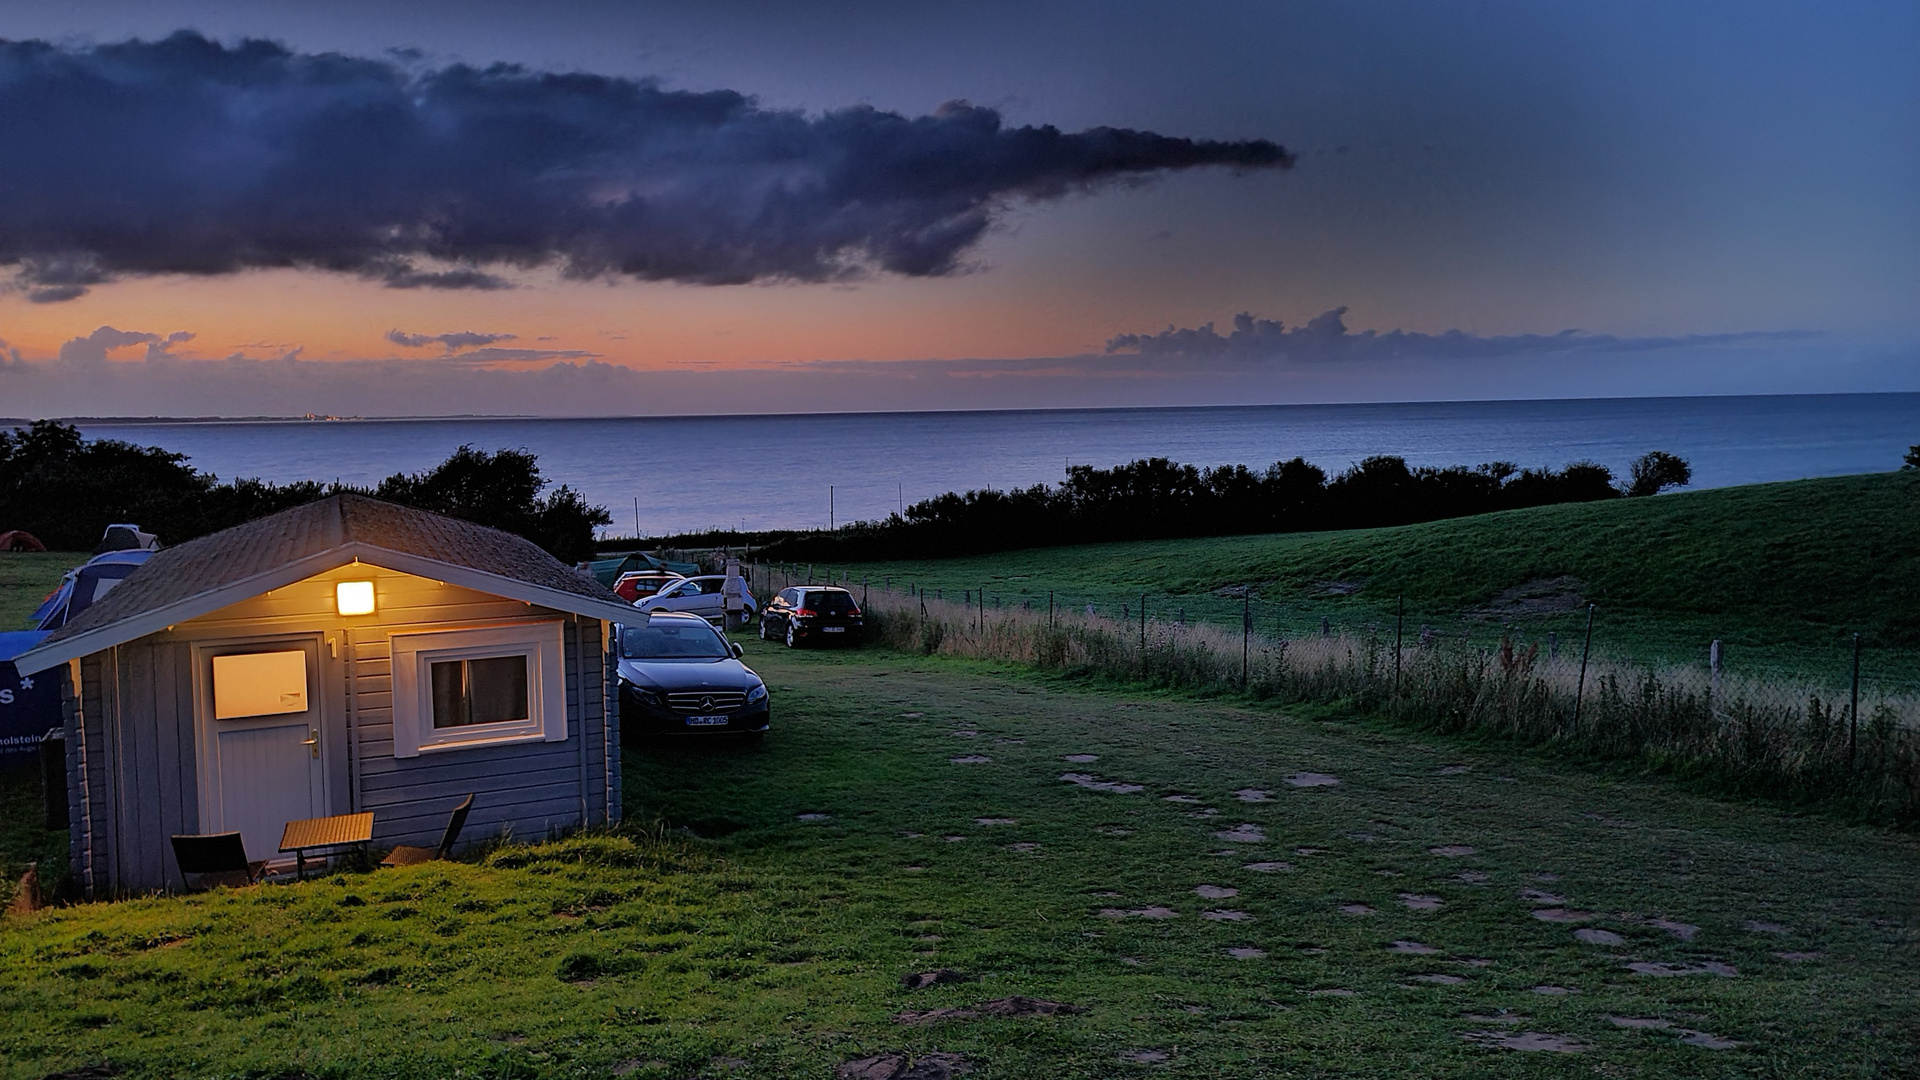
left=1472, top=575, right=1587, bottom=619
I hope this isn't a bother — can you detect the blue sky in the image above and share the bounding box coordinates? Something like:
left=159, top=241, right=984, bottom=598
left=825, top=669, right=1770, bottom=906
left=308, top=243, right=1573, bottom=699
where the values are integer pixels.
left=0, top=1, right=1914, bottom=415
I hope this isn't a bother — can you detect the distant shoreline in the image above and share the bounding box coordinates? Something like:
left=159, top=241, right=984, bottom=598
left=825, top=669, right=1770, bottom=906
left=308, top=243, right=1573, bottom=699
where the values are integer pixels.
left=7, top=389, right=1918, bottom=428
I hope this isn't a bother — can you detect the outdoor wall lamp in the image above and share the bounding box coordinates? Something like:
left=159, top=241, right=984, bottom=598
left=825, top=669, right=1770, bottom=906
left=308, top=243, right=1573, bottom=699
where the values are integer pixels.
left=336, top=580, right=376, bottom=616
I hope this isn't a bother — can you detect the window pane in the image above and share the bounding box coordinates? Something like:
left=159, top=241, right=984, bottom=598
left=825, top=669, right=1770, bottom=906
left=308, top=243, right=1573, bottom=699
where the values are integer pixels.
left=430, top=659, right=469, bottom=728
left=466, top=656, right=530, bottom=725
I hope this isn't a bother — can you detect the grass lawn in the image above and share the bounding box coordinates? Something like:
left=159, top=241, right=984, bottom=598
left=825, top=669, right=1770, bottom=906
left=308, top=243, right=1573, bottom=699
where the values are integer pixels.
left=3, top=636, right=1915, bottom=1078
left=808, top=471, right=1920, bottom=691
left=0, top=552, right=82, bottom=631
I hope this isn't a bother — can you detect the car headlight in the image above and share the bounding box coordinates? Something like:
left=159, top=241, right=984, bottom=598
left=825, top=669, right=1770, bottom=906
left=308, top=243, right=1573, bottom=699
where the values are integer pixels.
left=626, top=685, right=662, bottom=708
left=746, top=683, right=768, bottom=704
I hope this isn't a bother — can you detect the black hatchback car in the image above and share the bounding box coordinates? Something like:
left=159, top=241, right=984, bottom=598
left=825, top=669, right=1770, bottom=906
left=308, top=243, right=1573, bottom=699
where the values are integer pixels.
left=759, top=586, right=864, bottom=647
left=615, top=613, right=770, bottom=738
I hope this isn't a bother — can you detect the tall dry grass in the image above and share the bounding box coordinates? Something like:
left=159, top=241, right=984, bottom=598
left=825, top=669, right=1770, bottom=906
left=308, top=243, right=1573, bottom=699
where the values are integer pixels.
left=860, top=586, right=1920, bottom=824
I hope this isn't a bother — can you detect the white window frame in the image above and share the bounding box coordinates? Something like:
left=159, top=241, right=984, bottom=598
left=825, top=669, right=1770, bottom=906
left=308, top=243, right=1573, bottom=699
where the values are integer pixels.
left=390, top=622, right=567, bottom=758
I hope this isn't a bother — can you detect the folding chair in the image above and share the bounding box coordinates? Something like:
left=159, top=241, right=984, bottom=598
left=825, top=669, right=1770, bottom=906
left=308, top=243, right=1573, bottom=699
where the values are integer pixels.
left=381, top=794, right=474, bottom=867
left=170, top=832, right=268, bottom=891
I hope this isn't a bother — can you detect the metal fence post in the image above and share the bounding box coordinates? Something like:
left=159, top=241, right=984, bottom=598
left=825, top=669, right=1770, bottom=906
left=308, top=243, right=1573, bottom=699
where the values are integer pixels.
left=1572, top=603, right=1596, bottom=728
left=1850, top=631, right=1861, bottom=770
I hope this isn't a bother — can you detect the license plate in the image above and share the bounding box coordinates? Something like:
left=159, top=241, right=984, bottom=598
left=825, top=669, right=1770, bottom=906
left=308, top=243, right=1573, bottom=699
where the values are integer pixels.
left=685, top=716, right=730, bottom=726
left=822, top=626, right=846, bottom=633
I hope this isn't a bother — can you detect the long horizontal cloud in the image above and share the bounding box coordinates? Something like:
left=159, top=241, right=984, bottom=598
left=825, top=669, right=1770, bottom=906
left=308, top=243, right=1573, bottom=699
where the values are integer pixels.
left=0, top=32, right=1292, bottom=302
left=387, top=329, right=518, bottom=352
left=1104, top=308, right=1819, bottom=366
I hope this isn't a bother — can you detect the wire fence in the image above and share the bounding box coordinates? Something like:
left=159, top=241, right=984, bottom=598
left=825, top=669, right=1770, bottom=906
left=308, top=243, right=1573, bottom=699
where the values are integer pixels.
left=735, top=559, right=1920, bottom=823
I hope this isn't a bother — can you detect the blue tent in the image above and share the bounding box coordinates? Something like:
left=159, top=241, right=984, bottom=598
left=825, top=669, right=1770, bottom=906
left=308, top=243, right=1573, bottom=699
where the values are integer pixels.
left=32, top=549, right=154, bottom=630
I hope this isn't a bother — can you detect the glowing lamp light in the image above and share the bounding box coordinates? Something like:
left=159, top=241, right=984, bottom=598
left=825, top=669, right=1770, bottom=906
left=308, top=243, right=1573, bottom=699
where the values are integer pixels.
left=335, top=580, right=376, bottom=616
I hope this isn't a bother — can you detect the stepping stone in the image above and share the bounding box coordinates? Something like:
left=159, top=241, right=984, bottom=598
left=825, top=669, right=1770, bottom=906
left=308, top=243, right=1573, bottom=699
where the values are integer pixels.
left=1519, top=889, right=1564, bottom=905
left=1389, top=940, right=1439, bottom=955
left=1117, top=1050, right=1167, bottom=1064
left=1677, top=1029, right=1741, bottom=1050
left=1455, top=871, right=1489, bottom=884
left=1233, top=788, right=1272, bottom=802
left=1439, top=765, right=1472, bottom=775
left=1399, top=894, right=1443, bottom=911
left=1189, top=808, right=1221, bottom=819
left=901, top=969, right=973, bottom=990
left=1411, top=973, right=1466, bottom=985
left=1214, top=824, right=1266, bottom=843
left=1646, top=918, right=1699, bottom=940
left=1193, top=884, right=1238, bottom=899
left=1530, top=985, right=1578, bottom=995
left=949, top=755, right=992, bottom=765
left=1309, top=988, right=1358, bottom=997
left=1164, top=794, right=1202, bottom=803
left=1428, top=845, right=1476, bottom=857
left=1743, top=920, right=1787, bottom=933
left=953, top=731, right=980, bottom=738
left=1456, top=957, right=1492, bottom=967
left=1099, top=906, right=1178, bottom=920
left=1338, top=904, right=1376, bottom=916
left=974, top=817, right=1017, bottom=826
left=1464, top=1031, right=1588, bottom=1053
left=899, top=712, right=924, bottom=718
left=1574, top=928, right=1624, bottom=946
left=1530, top=872, right=1561, bottom=882
left=1060, top=772, right=1145, bottom=794
left=1063, top=754, right=1099, bottom=763
left=1375, top=869, right=1402, bottom=877
left=1098, top=826, right=1134, bottom=837
left=798, top=813, right=832, bottom=822
left=1201, top=909, right=1252, bottom=921
left=1774, top=951, right=1822, bottom=962
left=1226, top=946, right=1266, bottom=959
left=1627, top=961, right=1737, bottom=977
left=1243, top=862, right=1293, bottom=873
left=943, top=835, right=966, bottom=843
left=1004, top=842, right=1042, bottom=853
left=1531, top=908, right=1595, bottom=923
left=1608, top=1016, right=1672, bottom=1029
left=901, top=832, right=924, bottom=838
left=837, top=1052, right=972, bottom=1080
left=1295, top=847, right=1328, bottom=857
left=1286, top=772, right=1340, bottom=787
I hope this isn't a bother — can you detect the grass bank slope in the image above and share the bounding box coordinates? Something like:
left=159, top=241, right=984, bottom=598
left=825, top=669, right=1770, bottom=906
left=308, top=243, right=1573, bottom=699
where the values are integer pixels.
left=828, top=471, right=1920, bottom=677
left=0, top=552, right=78, bottom=631
left=4, top=640, right=1915, bottom=1077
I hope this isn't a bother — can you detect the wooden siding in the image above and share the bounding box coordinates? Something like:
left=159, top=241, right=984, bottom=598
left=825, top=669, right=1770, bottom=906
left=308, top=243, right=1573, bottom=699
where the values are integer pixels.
left=67, top=562, right=617, bottom=896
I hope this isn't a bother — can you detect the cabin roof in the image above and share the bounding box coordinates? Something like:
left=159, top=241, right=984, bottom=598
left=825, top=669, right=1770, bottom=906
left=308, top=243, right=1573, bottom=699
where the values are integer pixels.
left=14, top=493, right=635, bottom=674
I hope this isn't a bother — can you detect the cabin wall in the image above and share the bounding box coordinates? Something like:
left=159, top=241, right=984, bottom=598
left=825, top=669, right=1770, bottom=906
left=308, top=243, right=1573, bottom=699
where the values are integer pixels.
left=67, top=562, right=618, bottom=896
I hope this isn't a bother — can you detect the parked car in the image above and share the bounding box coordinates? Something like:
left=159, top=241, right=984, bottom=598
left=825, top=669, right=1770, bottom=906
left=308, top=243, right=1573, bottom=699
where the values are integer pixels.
left=759, top=586, right=864, bottom=647
left=635, top=574, right=758, bottom=624
left=614, top=612, right=770, bottom=738
left=613, top=570, right=683, bottom=603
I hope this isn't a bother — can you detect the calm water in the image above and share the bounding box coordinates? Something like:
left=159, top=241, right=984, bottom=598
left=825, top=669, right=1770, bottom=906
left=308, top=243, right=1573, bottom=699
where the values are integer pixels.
left=77, top=394, right=1920, bottom=537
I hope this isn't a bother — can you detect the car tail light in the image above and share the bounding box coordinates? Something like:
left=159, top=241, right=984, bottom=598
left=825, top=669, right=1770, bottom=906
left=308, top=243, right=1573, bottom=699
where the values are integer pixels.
left=848, top=608, right=862, bottom=617
left=794, top=608, right=816, bottom=617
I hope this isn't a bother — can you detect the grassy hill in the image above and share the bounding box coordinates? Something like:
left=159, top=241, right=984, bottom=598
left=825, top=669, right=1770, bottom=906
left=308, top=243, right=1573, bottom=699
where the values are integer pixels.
left=817, top=471, right=1920, bottom=685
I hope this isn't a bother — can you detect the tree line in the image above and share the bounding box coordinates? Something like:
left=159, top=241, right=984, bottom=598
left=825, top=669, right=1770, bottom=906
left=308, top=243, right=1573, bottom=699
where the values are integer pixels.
left=740, top=450, right=1693, bottom=561
left=0, top=421, right=609, bottom=562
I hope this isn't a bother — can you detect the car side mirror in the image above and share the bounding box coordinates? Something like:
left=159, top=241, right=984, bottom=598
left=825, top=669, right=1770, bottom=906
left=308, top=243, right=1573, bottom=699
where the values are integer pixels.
left=730, top=641, right=744, bottom=658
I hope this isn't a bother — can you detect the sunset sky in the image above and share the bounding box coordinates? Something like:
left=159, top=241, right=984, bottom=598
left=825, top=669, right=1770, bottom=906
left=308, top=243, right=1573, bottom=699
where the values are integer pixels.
left=0, top=1, right=1915, bottom=416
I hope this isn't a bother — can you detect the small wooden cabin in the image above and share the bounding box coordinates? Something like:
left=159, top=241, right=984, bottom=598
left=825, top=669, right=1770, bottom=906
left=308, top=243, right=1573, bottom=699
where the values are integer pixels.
left=13, top=494, right=632, bottom=897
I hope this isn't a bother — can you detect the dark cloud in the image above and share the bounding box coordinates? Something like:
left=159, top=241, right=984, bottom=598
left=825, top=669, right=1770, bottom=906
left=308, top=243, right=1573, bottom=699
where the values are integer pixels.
left=1105, top=309, right=1819, bottom=365
left=0, top=32, right=1293, bottom=301
left=387, top=329, right=519, bottom=351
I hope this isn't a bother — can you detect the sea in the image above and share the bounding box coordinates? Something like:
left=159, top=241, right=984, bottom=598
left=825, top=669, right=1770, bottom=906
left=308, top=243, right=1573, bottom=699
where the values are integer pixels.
left=71, top=393, right=1920, bottom=538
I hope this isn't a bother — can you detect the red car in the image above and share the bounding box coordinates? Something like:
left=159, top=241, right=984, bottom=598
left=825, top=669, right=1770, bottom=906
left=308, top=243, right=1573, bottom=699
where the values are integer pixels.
left=613, top=571, right=683, bottom=603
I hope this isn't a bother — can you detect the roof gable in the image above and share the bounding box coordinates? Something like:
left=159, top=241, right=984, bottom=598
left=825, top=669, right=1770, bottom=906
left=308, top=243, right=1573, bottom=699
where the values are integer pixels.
left=14, top=494, right=636, bottom=674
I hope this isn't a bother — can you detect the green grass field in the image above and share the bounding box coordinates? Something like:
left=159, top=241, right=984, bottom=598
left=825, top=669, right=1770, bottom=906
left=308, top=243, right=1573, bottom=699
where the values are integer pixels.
left=3, top=638, right=1917, bottom=1078
left=803, top=471, right=1920, bottom=690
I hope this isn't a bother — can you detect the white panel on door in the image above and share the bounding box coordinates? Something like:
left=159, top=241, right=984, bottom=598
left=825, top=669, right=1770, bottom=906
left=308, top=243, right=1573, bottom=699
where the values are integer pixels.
left=212, top=650, right=308, bottom=720
left=214, top=723, right=320, bottom=860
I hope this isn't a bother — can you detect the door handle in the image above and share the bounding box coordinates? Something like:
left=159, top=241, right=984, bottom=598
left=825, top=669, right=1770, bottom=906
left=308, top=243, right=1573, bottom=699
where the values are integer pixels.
left=303, top=728, right=319, bottom=758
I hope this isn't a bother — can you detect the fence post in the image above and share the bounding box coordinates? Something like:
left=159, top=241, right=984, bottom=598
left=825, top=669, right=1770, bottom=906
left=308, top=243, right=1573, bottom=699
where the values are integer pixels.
left=1572, top=603, right=1596, bottom=728
left=979, top=585, right=986, bottom=635
left=1139, top=592, right=1147, bottom=651
left=863, top=577, right=869, bottom=608
left=1048, top=590, right=1055, bottom=632
left=1850, top=631, right=1861, bottom=770
left=1394, top=595, right=1404, bottom=694
left=1709, top=639, right=1722, bottom=709
left=1242, top=594, right=1251, bottom=688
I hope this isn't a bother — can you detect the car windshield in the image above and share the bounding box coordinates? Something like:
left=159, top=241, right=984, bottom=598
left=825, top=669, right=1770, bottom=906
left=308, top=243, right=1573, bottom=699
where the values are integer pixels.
left=805, top=590, right=858, bottom=612
left=620, top=623, right=730, bottom=659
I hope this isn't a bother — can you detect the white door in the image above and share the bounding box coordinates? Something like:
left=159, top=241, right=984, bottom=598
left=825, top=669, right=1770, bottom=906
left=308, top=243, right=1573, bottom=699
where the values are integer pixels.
left=196, top=638, right=327, bottom=865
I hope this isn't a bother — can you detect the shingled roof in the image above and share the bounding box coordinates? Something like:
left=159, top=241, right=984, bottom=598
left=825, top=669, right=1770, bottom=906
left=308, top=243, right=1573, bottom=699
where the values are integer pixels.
left=14, top=493, right=637, bottom=674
